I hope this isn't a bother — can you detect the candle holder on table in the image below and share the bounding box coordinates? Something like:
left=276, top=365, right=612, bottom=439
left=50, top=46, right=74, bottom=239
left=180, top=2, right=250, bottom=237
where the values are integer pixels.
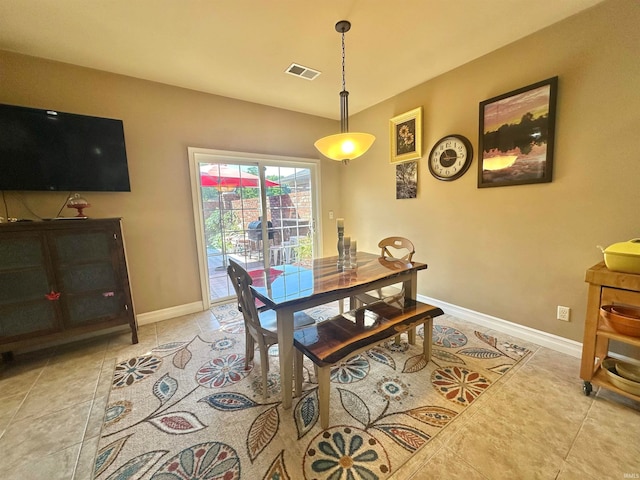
left=348, top=240, right=357, bottom=269
left=336, top=218, right=345, bottom=270
left=343, top=236, right=351, bottom=271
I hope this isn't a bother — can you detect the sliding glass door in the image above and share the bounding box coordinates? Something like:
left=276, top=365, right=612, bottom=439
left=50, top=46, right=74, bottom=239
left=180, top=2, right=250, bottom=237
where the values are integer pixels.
left=188, top=149, right=320, bottom=307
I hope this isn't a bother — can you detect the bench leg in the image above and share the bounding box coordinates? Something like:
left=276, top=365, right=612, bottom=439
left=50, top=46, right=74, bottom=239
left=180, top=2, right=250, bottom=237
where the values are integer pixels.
left=423, top=318, right=433, bottom=361
left=317, top=366, right=331, bottom=430
left=408, top=327, right=416, bottom=345
left=394, top=326, right=417, bottom=345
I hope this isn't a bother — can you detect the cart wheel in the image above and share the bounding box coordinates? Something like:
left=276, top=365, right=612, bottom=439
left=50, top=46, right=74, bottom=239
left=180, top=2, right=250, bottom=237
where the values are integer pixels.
left=583, top=381, right=592, bottom=396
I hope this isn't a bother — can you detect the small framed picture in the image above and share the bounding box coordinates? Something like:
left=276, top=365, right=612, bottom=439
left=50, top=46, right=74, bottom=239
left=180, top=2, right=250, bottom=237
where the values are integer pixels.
left=390, top=107, right=422, bottom=163
left=396, top=161, right=417, bottom=199
left=478, top=76, right=558, bottom=188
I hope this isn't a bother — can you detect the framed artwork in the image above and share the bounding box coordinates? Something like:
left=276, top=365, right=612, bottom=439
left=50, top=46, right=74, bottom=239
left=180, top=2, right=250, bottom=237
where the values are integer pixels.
left=390, top=107, right=422, bottom=163
left=396, top=161, right=417, bottom=199
left=478, top=76, right=558, bottom=188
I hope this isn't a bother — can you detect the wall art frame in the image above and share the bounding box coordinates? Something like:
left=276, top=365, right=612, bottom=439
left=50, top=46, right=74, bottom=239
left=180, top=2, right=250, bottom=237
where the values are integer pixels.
left=390, top=107, right=422, bottom=163
left=478, top=76, right=558, bottom=188
left=396, top=160, right=417, bottom=199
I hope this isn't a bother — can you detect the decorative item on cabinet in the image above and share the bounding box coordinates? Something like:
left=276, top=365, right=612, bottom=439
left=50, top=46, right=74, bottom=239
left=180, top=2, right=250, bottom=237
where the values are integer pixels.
left=66, top=193, right=91, bottom=217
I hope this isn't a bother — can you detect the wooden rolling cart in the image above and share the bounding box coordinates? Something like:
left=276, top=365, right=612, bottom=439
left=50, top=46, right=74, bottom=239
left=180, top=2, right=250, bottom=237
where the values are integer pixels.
left=580, top=262, right=640, bottom=399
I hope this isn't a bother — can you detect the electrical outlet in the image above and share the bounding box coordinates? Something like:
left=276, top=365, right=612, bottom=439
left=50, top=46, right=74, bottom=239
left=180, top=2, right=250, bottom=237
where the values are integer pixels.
left=329, top=210, right=334, bottom=220
left=557, top=306, right=570, bottom=322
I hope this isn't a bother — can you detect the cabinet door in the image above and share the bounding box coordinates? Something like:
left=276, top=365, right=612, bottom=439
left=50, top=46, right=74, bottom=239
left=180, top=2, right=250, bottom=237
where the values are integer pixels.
left=0, top=233, right=60, bottom=339
left=50, top=226, right=128, bottom=327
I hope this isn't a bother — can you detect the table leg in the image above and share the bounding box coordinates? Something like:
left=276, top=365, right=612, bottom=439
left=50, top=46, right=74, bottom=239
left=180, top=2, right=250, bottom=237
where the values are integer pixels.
left=404, top=271, right=418, bottom=301
left=405, top=271, right=418, bottom=345
left=276, top=308, right=295, bottom=409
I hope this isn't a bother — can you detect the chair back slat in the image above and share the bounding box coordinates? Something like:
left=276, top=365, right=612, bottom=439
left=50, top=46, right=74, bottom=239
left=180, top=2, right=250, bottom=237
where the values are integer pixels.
left=227, top=259, right=264, bottom=337
left=378, top=236, right=415, bottom=262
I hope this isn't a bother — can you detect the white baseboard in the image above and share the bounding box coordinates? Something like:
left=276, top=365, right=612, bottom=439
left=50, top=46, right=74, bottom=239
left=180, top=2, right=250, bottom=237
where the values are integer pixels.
left=417, top=294, right=583, bottom=359
left=136, top=301, right=204, bottom=326
left=139, top=298, right=640, bottom=365
left=136, top=296, right=581, bottom=359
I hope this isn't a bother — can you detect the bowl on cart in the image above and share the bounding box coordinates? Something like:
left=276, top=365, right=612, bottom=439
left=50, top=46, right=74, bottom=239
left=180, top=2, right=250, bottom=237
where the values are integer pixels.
left=600, top=304, right=640, bottom=337
left=602, top=359, right=640, bottom=396
left=615, top=360, right=640, bottom=383
left=599, top=239, right=640, bottom=274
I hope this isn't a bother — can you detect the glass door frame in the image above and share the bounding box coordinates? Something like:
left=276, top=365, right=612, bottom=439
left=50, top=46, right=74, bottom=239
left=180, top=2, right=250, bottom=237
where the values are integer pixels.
left=187, top=147, right=323, bottom=310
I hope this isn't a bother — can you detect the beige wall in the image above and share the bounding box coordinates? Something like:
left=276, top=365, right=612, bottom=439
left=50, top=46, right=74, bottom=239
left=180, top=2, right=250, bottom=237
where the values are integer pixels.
left=0, top=51, right=343, bottom=314
left=0, top=0, right=638, bottom=346
left=343, top=0, right=640, bottom=343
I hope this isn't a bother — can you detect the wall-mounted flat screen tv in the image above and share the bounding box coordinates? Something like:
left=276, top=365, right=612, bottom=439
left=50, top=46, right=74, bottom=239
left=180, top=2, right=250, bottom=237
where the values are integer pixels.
left=0, top=103, right=131, bottom=192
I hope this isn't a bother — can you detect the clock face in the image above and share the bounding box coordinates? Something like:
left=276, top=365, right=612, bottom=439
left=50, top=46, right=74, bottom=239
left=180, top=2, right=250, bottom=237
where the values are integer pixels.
left=428, top=135, right=473, bottom=181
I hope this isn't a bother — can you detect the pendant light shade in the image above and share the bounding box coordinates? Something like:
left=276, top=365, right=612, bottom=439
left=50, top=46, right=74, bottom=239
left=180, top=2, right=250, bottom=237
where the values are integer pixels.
left=315, top=20, right=375, bottom=164
left=314, top=132, right=376, bottom=162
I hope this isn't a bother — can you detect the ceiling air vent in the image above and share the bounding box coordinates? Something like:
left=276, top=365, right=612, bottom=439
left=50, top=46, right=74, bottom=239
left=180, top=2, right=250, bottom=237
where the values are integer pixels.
left=285, top=63, right=321, bottom=80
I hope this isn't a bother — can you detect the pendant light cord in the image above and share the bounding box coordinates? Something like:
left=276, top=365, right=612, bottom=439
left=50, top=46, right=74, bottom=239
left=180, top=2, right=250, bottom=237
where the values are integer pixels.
left=341, top=30, right=346, bottom=92
left=339, top=26, right=349, bottom=133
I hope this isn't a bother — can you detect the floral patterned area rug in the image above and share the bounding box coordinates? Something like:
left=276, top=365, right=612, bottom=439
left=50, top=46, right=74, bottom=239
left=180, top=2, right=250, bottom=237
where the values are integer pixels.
left=93, top=302, right=531, bottom=480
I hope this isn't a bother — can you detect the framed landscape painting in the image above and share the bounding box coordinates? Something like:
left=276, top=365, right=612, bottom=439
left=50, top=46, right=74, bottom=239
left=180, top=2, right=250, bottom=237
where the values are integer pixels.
left=390, top=107, right=422, bottom=163
left=478, top=77, right=558, bottom=188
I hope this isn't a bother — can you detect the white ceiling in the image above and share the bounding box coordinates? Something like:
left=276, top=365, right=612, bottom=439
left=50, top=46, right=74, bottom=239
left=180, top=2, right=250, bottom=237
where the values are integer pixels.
left=0, top=0, right=603, bottom=120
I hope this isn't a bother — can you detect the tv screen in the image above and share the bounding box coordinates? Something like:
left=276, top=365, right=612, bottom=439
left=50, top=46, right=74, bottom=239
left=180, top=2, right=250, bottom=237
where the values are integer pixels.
left=0, top=103, right=131, bottom=192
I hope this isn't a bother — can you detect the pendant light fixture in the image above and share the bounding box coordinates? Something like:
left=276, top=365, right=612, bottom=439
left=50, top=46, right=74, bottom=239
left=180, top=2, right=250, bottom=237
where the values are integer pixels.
left=314, top=20, right=375, bottom=164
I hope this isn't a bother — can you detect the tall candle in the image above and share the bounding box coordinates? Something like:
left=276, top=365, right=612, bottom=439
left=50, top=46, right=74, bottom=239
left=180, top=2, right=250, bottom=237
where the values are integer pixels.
left=337, top=218, right=344, bottom=229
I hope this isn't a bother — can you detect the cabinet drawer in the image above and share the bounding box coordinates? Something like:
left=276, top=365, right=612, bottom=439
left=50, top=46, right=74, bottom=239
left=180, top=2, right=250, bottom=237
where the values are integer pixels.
left=601, top=287, right=640, bottom=306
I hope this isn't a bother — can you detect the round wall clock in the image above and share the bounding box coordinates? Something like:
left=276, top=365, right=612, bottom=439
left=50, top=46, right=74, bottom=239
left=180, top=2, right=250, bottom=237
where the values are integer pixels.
left=428, top=134, right=473, bottom=181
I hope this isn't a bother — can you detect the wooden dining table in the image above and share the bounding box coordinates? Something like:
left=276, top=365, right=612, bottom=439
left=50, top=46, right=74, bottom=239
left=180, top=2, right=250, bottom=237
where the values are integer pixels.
left=250, top=251, right=428, bottom=409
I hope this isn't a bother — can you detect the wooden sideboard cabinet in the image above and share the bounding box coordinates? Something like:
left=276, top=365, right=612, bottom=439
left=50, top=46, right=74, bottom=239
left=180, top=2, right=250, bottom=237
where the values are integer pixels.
left=0, top=218, right=137, bottom=359
left=580, top=262, right=640, bottom=400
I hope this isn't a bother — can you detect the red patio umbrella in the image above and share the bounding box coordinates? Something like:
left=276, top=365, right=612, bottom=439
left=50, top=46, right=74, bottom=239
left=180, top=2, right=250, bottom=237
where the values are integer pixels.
left=249, top=267, right=284, bottom=287
left=200, top=164, right=279, bottom=188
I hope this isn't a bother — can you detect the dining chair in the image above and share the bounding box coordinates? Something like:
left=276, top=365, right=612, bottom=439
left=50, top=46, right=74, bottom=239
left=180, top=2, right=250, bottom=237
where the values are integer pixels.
left=226, top=259, right=315, bottom=398
left=337, top=237, right=415, bottom=313
left=354, top=236, right=415, bottom=306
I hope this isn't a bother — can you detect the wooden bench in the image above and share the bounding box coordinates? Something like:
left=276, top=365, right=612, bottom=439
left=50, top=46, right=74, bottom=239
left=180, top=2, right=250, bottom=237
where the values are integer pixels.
left=293, top=299, right=444, bottom=429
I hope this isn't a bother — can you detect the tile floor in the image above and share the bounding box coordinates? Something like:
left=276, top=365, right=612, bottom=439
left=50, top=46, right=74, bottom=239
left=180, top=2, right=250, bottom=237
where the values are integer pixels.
left=0, top=306, right=639, bottom=480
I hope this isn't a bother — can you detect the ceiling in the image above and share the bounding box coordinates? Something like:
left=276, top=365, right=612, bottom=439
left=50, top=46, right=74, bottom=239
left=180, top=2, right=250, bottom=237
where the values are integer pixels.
left=0, top=0, right=603, bottom=120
